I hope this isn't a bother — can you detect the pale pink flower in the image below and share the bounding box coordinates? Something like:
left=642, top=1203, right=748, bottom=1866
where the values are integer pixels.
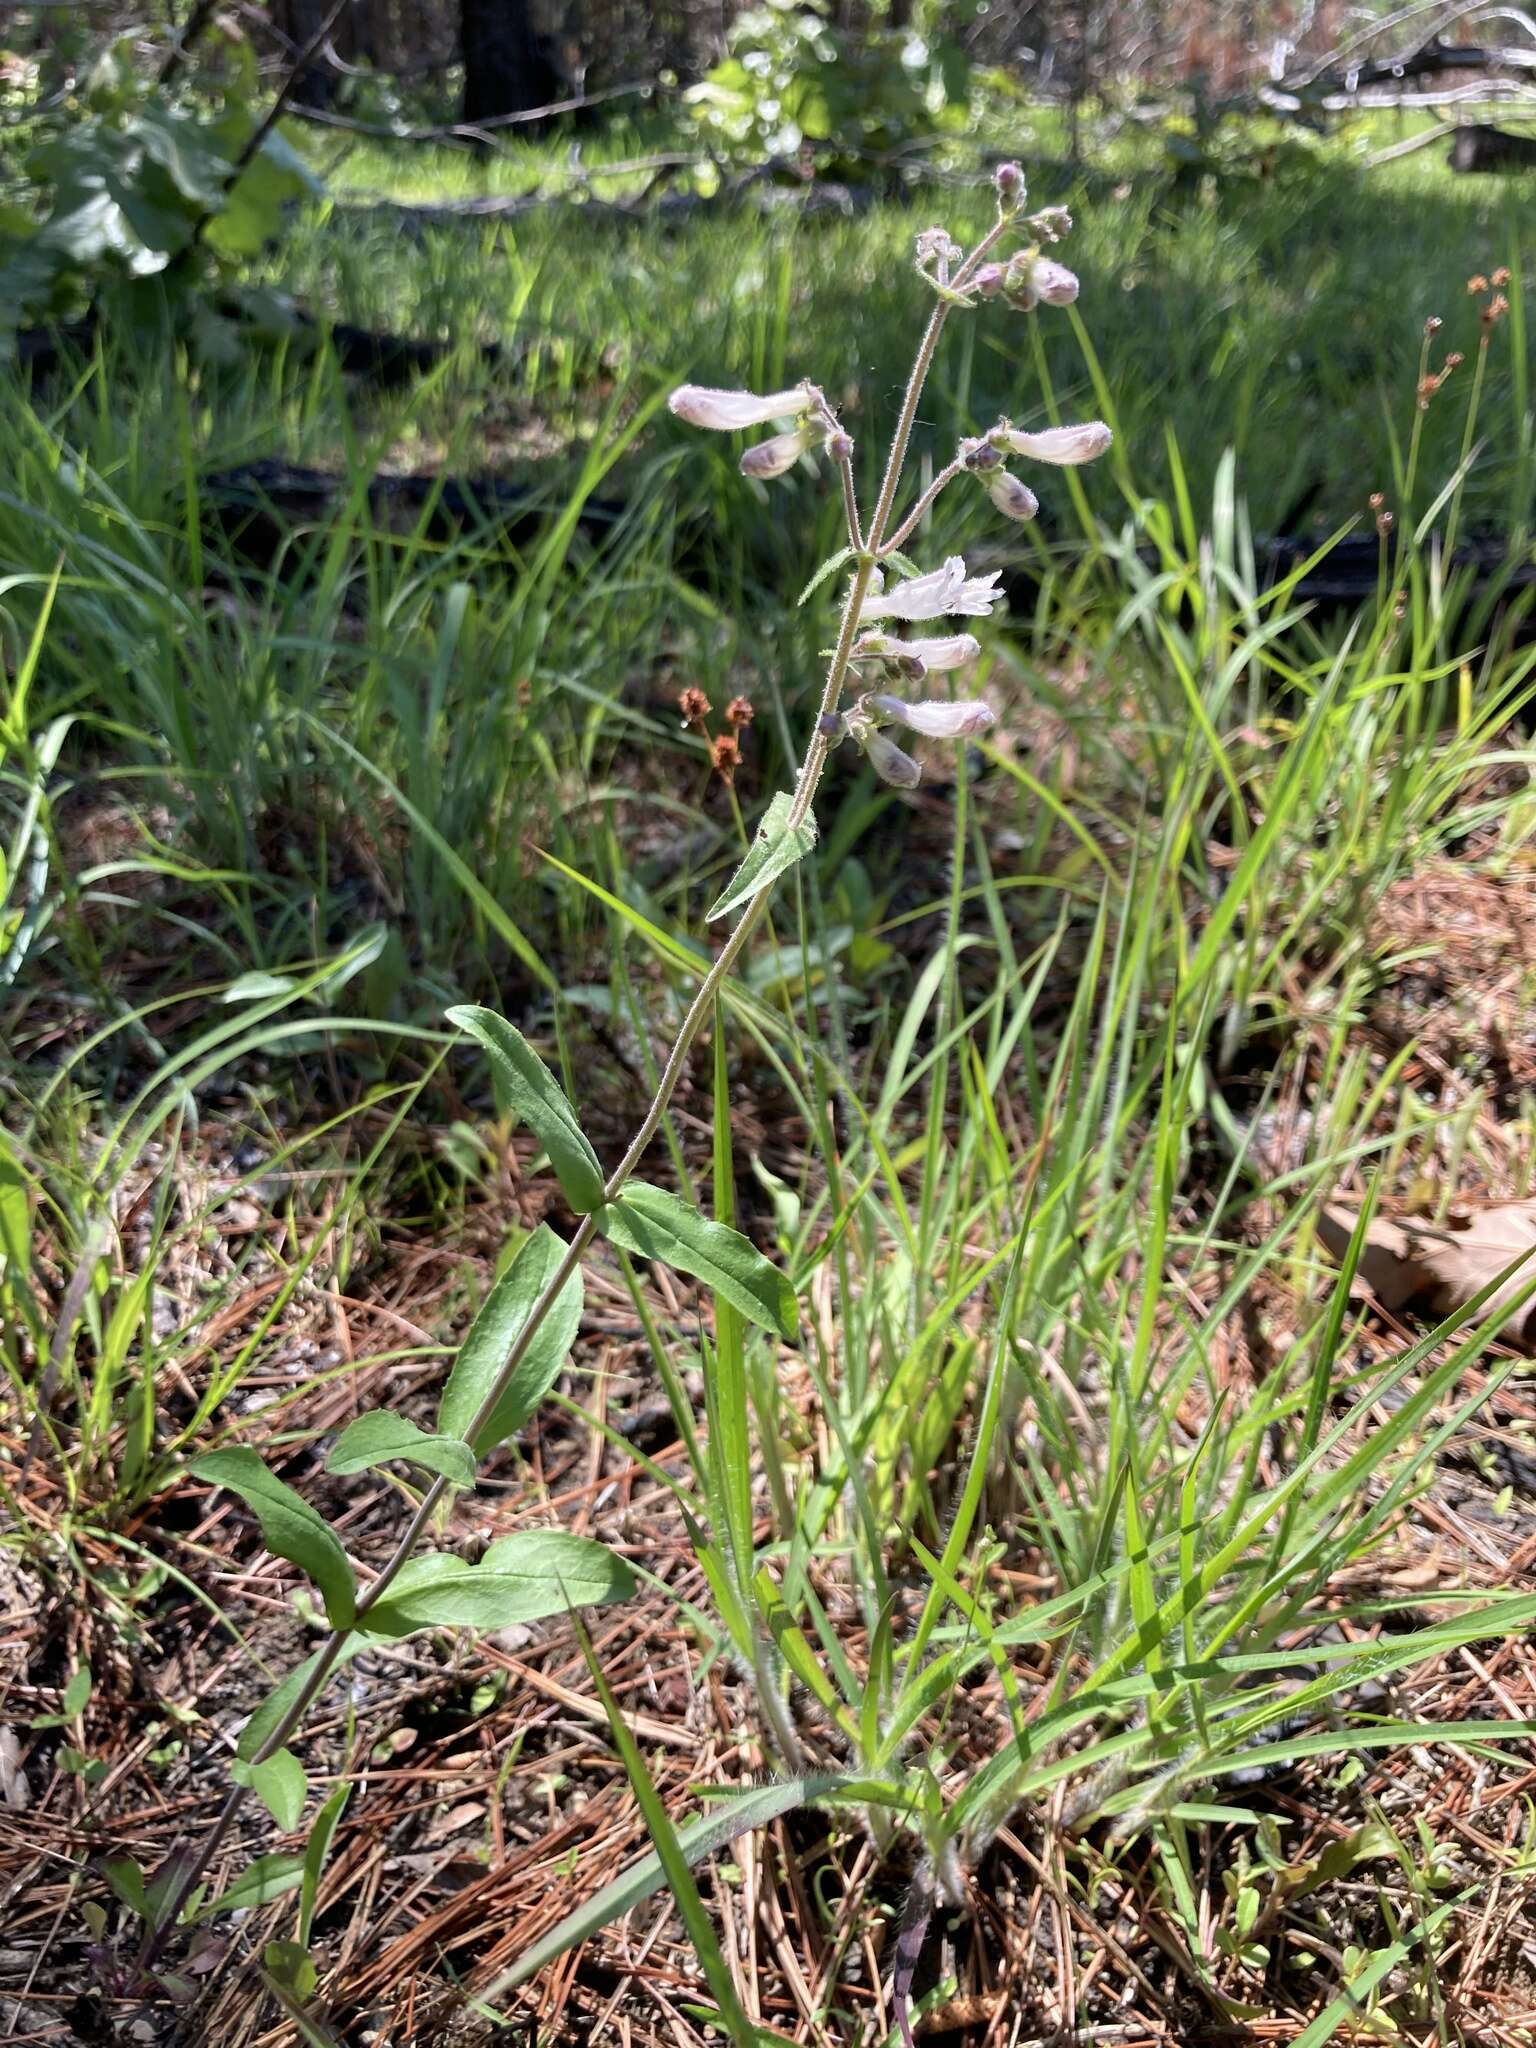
left=668, top=384, right=811, bottom=431
left=740, top=428, right=809, bottom=479
left=999, top=421, right=1111, bottom=466
left=860, top=556, right=1005, bottom=624
left=985, top=471, right=1039, bottom=522
left=856, top=632, right=980, bottom=672
left=863, top=730, right=923, bottom=787
left=870, top=694, right=996, bottom=738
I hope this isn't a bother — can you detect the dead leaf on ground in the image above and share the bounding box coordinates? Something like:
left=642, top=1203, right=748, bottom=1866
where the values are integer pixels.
left=1317, top=1198, right=1536, bottom=1351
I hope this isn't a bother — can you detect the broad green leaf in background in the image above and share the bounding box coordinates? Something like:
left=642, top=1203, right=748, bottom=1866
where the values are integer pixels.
left=192, top=1448, right=356, bottom=1628
left=326, top=1411, right=477, bottom=1487
left=232, top=1748, right=307, bottom=1831
left=363, top=1531, right=634, bottom=1638
left=706, top=792, right=817, bottom=923
left=436, top=1224, right=584, bottom=1454
left=446, top=1005, right=606, bottom=1212
left=599, top=1181, right=798, bottom=1339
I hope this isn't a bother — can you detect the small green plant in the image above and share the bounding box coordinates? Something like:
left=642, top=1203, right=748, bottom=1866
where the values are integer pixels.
left=0, top=29, right=320, bottom=350
left=134, top=159, right=1107, bottom=2021
left=684, top=0, right=974, bottom=179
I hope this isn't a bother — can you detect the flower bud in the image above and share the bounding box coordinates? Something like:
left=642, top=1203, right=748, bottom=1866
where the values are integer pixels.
left=971, top=263, right=1007, bottom=300
left=997, top=420, right=1111, bottom=466
left=817, top=711, right=848, bottom=740
left=827, top=430, right=854, bottom=464
left=669, top=384, right=811, bottom=431
left=994, top=161, right=1025, bottom=214
left=862, top=729, right=923, bottom=788
left=985, top=469, right=1039, bottom=522
left=869, top=694, right=996, bottom=739
left=740, top=427, right=809, bottom=480
left=1028, top=205, right=1072, bottom=243
left=1001, top=254, right=1038, bottom=312
left=1030, top=258, right=1080, bottom=306
left=960, top=435, right=1003, bottom=474
left=915, top=226, right=963, bottom=270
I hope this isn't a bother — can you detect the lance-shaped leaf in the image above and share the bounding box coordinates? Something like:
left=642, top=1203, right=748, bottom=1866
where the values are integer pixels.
left=192, top=1852, right=305, bottom=1922
left=446, top=1005, right=606, bottom=1213
left=363, top=1531, right=634, bottom=1638
left=192, top=1447, right=356, bottom=1628
left=706, top=792, right=816, bottom=924
left=326, top=1411, right=477, bottom=1488
left=599, top=1181, right=798, bottom=1339
left=436, top=1225, right=583, bottom=1455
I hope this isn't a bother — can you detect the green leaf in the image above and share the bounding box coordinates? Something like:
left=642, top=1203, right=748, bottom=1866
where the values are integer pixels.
left=128, top=103, right=231, bottom=208
left=797, top=545, right=853, bottom=606
left=508, top=1611, right=766, bottom=2046
left=363, top=1531, right=634, bottom=1639
left=195, top=1851, right=305, bottom=1921
left=263, top=1939, right=318, bottom=2002
left=446, top=1005, right=606, bottom=1213
left=299, top=1782, right=349, bottom=1947
left=490, top=1772, right=843, bottom=1993
left=102, top=1856, right=152, bottom=1922
left=705, top=792, right=816, bottom=924
left=192, top=1448, right=356, bottom=1628
left=232, top=1748, right=307, bottom=1831
left=33, top=1664, right=91, bottom=1728
left=436, top=1224, right=583, bottom=1455
left=326, top=1411, right=476, bottom=1488
left=599, top=1181, right=797, bottom=1339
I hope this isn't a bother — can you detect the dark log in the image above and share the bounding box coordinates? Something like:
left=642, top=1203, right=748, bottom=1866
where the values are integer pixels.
left=14, top=313, right=519, bottom=389
left=199, top=460, right=624, bottom=570
left=1449, top=124, right=1536, bottom=173
left=195, top=460, right=1536, bottom=632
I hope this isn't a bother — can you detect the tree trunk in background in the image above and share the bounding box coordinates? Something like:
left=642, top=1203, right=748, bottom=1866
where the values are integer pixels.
left=274, top=0, right=358, bottom=106
left=460, top=0, right=562, bottom=126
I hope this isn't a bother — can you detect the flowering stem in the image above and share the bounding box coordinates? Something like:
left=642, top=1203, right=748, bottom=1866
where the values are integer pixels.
left=149, top=207, right=1001, bottom=1966
left=883, top=458, right=964, bottom=558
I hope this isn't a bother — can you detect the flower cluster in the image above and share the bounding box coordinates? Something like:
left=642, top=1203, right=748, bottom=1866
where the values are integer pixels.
left=666, top=161, right=1112, bottom=790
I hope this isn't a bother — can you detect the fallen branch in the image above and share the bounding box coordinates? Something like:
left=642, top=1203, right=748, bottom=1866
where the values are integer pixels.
left=284, top=76, right=656, bottom=143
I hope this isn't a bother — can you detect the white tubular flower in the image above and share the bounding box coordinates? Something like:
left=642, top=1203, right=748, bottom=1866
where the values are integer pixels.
left=986, top=471, right=1039, bottom=522
left=860, top=555, right=1005, bottom=624
left=998, top=421, right=1112, bottom=466
left=740, top=428, right=809, bottom=480
left=857, top=632, right=980, bottom=672
left=870, top=694, right=996, bottom=738
left=863, top=729, right=923, bottom=787
left=668, top=384, right=811, bottom=431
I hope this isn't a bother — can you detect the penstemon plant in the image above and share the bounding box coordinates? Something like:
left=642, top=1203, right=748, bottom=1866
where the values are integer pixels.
left=141, top=164, right=1114, bottom=2013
